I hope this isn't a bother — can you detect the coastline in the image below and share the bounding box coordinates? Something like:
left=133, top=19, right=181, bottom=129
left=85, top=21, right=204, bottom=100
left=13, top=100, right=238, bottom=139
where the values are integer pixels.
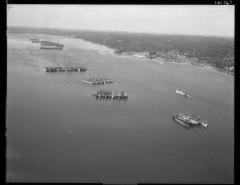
left=8, top=32, right=234, bottom=76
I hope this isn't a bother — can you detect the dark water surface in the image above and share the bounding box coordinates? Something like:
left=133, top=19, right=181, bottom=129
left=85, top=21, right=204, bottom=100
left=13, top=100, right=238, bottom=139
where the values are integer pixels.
left=7, top=33, right=234, bottom=183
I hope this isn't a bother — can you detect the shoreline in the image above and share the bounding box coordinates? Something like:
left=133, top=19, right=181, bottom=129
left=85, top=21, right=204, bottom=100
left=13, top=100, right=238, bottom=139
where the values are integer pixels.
left=8, top=32, right=234, bottom=76
left=113, top=52, right=234, bottom=76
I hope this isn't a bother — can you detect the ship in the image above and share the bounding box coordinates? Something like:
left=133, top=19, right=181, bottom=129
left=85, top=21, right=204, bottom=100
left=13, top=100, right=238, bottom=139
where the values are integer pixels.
left=175, top=89, right=191, bottom=98
left=82, top=77, right=114, bottom=85
left=43, top=66, right=87, bottom=72
left=40, top=41, right=64, bottom=47
left=93, top=90, right=128, bottom=100
left=40, top=46, right=63, bottom=50
left=172, top=113, right=208, bottom=128
left=30, top=38, right=41, bottom=43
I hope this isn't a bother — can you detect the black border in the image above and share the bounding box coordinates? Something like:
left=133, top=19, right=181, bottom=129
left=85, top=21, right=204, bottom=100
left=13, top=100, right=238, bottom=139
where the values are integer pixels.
left=6, top=0, right=233, bottom=5
left=234, top=2, right=238, bottom=185
left=3, top=0, right=237, bottom=184
left=2, top=0, right=7, bottom=185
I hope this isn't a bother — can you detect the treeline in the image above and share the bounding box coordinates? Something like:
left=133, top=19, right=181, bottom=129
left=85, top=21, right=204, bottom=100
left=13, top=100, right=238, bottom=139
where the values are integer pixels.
left=8, top=26, right=234, bottom=71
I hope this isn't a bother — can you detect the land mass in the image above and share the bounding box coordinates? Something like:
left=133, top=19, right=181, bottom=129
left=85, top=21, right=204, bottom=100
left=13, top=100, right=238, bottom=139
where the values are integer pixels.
left=8, top=26, right=234, bottom=74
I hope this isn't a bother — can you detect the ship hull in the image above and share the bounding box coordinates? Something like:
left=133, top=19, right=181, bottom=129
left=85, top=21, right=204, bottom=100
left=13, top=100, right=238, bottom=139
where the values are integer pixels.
left=172, top=114, right=208, bottom=128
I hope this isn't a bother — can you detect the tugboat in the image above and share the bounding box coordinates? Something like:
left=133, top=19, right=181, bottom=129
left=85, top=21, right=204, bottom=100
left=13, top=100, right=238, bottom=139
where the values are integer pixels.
left=175, top=89, right=191, bottom=98
left=172, top=113, right=208, bottom=128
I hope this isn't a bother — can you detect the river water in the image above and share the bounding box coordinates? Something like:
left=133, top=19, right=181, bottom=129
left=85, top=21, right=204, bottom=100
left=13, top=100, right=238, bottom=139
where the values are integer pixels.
left=7, top=33, right=234, bottom=183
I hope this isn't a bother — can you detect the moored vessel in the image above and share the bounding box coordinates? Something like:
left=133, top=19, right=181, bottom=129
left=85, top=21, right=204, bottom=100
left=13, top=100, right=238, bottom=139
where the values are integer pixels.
left=44, top=66, right=87, bottom=72
left=172, top=112, right=208, bottom=128
left=82, top=77, right=114, bottom=85
left=93, top=90, right=128, bottom=100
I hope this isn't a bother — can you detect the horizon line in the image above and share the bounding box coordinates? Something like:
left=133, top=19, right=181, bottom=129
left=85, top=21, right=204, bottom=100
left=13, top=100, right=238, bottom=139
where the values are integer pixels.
left=7, top=25, right=234, bottom=39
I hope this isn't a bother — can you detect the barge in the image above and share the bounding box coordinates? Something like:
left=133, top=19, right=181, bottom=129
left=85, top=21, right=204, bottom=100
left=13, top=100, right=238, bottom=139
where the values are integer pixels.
left=82, top=77, right=114, bottom=85
left=44, top=66, right=87, bottom=72
left=93, top=90, right=128, bottom=100
left=172, top=113, right=208, bottom=128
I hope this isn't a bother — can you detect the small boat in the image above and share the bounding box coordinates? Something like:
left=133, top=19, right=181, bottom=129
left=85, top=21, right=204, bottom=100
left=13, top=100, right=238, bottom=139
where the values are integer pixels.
left=175, top=89, right=191, bottom=98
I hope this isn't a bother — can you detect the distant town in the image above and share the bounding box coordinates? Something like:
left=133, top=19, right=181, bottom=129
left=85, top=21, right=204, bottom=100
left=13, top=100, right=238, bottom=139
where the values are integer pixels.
left=114, top=49, right=234, bottom=73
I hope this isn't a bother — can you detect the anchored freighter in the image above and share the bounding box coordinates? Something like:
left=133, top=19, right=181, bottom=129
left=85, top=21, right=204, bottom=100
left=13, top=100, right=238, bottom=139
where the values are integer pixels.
left=172, top=113, right=208, bottom=128
left=93, top=90, right=128, bottom=100
left=43, top=66, right=87, bottom=72
left=82, top=77, right=114, bottom=85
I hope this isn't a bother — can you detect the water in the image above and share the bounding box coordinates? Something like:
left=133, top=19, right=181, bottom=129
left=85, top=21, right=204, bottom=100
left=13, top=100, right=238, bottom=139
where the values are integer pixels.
left=7, top=33, right=234, bottom=183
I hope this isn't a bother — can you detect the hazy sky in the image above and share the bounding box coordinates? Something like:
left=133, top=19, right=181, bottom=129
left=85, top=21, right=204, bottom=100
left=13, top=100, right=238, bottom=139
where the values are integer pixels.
left=7, top=5, right=234, bottom=37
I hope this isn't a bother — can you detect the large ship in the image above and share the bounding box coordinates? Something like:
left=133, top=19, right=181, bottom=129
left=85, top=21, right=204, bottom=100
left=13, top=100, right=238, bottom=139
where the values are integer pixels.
left=172, top=113, right=208, bottom=128
left=93, top=90, right=128, bottom=100
left=40, top=41, right=64, bottom=48
left=30, top=38, right=41, bottom=43
left=43, top=66, right=87, bottom=72
left=30, top=39, right=64, bottom=49
left=82, top=77, right=114, bottom=85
